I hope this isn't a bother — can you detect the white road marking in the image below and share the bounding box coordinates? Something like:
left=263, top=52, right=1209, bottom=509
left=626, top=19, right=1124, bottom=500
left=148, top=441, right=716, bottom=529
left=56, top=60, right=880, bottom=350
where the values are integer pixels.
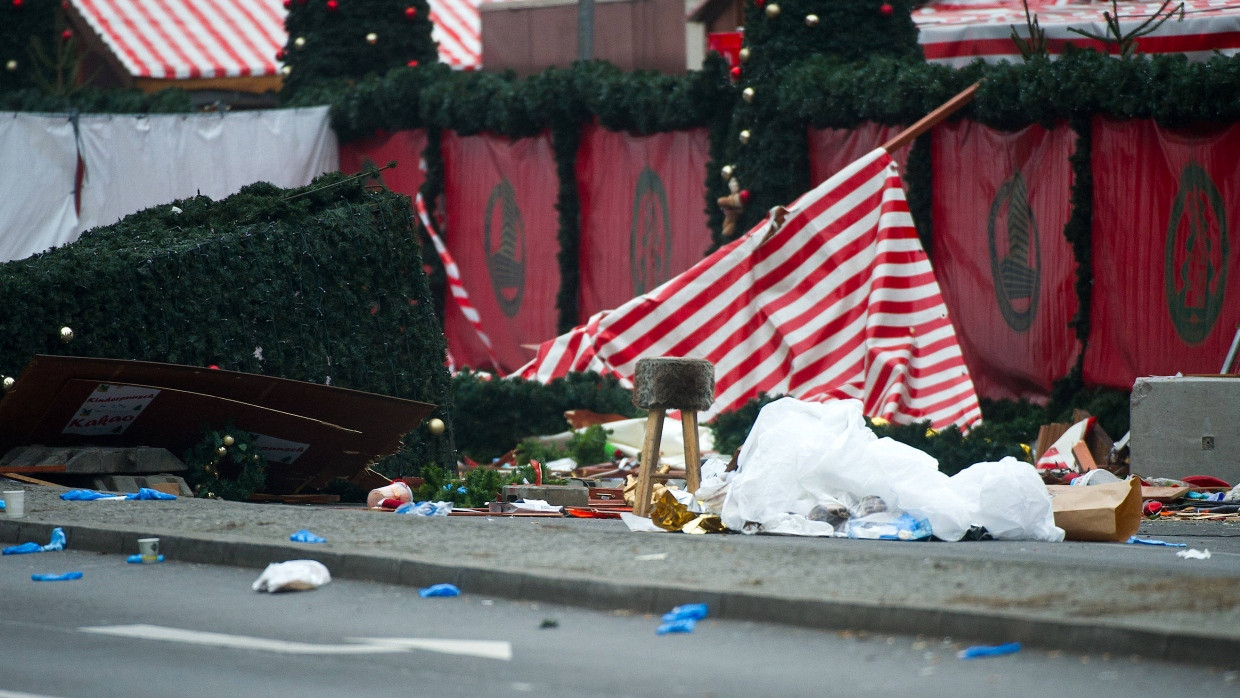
left=79, top=624, right=512, bottom=660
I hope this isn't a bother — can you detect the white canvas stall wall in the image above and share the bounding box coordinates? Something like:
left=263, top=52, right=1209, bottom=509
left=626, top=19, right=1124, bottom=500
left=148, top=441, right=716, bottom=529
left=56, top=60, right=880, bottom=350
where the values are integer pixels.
left=0, top=114, right=81, bottom=263
left=76, top=106, right=338, bottom=235
left=0, top=106, right=338, bottom=263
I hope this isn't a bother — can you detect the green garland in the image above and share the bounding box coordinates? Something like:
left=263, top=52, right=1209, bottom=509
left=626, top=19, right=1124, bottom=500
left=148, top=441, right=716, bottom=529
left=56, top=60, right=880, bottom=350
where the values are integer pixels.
left=183, top=423, right=266, bottom=502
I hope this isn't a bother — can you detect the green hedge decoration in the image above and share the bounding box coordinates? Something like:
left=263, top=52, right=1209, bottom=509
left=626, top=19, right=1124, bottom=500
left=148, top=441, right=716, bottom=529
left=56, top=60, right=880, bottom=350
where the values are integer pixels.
left=0, top=168, right=454, bottom=476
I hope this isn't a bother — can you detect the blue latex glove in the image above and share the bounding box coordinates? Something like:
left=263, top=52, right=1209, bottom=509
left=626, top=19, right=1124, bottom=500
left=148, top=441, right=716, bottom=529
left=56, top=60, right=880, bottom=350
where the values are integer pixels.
left=126, top=554, right=165, bottom=563
left=290, top=529, right=327, bottom=543
left=3, top=527, right=66, bottom=555
left=32, top=571, right=83, bottom=582
left=656, top=618, right=698, bottom=634
left=957, top=642, right=1022, bottom=659
left=126, top=488, right=176, bottom=500
left=61, top=489, right=121, bottom=501
left=1127, top=536, right=1187, bottom=547
left=418, top=583, right=461, bottom=598
left=661, top=603, right=709, bottom=623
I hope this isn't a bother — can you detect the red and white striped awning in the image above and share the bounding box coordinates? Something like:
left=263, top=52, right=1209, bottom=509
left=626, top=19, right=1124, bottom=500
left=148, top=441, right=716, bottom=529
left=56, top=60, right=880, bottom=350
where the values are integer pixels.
left=70, top=0, right=286, bottom=80
left=430, top=0, right=481, bottom=69
left=916, top=0, right=1240, bottom=66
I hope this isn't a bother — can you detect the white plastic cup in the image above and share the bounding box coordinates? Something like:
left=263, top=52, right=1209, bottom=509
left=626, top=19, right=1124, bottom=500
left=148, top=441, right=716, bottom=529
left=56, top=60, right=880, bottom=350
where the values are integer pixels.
left=366, top=481, right=412, bottom=508
left=137, top=537, right=160, bottom=563
left=4, top=490, right=24, bottom=518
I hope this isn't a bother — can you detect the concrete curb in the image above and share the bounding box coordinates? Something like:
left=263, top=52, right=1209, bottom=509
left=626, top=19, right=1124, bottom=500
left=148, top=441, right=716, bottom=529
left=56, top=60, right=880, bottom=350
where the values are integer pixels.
left=4, top=518, right=1236, bottom=668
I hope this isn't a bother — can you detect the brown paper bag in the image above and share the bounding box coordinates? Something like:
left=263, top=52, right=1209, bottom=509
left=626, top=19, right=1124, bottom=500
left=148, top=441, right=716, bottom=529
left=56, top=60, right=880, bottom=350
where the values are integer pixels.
left=1050, top=477, right=1141, bottom=542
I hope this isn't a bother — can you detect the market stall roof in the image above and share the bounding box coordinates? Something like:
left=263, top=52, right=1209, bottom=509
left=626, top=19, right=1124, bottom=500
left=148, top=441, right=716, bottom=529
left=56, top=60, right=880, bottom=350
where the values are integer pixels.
left=915, top=0, right=1240, bottom=66
left=66, top=0, right=286, bottom=93
left=67, top=0, right=496, bottom=85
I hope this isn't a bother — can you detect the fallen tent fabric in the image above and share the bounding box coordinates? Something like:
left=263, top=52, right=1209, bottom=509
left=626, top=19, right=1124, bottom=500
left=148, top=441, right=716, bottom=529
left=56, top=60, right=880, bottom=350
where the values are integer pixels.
left=514, top=148, right=982, bottom=431
left=719, top=397, right=1063, bottom=542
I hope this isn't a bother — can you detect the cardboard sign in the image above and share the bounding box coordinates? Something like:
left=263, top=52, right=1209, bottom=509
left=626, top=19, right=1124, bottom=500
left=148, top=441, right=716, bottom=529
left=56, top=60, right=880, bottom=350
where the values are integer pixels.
left=63, top=384, right=160, bottom=436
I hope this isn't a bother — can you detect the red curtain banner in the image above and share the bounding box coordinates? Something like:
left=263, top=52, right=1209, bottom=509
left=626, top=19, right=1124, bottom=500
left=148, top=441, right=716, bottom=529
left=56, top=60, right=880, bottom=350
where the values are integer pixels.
left=337, top=129, right=428, bottom=197
left=440, top=131, right=562, bottom=373
left=1085, top=119, right=1240, bottom=388
left=808, top=122, right=909, bottom=188
left=575, top=124, right=713, bottom=320
left=931, top=121, right=1079, bottom=402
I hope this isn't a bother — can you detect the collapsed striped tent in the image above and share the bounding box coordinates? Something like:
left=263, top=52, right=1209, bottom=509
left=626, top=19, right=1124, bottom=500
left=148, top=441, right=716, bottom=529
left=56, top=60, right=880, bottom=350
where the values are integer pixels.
left=512, top=148, right=983, bottom=431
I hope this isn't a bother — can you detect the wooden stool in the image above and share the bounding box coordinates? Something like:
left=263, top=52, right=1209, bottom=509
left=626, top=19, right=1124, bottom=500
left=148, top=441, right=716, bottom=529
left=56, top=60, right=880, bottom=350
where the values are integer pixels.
left=631, top=357, right=715, bottom=518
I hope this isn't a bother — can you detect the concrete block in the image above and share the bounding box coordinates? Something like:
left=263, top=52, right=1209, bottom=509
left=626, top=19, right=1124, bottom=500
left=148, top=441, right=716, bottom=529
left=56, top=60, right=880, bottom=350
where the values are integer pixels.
left=1130, top=375, right=1240, bottom=483
left=501, top=484, right=588, bottom=507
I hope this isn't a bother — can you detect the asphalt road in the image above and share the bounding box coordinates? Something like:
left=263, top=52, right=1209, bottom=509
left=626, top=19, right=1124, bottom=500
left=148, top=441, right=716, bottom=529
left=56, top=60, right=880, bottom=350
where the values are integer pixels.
left=1, top=549, right=1237, bottom=698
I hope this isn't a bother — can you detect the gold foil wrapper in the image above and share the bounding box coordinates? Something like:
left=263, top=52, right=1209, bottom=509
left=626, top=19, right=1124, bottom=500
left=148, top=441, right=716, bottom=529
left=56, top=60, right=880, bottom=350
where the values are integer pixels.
left=682, top=514, right=726, bottom=535
left=650, top=489, right=697, bottom=532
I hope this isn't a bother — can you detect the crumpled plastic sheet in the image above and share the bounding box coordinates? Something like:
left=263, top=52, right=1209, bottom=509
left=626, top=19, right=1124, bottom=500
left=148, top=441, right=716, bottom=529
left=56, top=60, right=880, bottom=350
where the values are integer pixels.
left=662, top=603, right=709, bottom=623
left=719, top=398, right=1064, bottom=542
left=3, top=527, right=67, bottom=555
left=60, top=488, right=176, bottom=501
left=394, top=501, right=454, bottom=516
left=418, top=583, right=461, bottom=598
left=32, top=571, right=83, bottom=582
left=252, top=560, right=332, bottom=592
left=289, top=529, right=327, bottom=543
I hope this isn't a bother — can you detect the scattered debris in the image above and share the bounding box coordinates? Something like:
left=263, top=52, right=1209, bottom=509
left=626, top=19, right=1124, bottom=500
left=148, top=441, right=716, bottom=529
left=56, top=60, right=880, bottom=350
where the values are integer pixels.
left=394, top=501, right=453, bottom=516
left=1126, top=536, right=1186, bottom=547
left=126, top=554, right=165, bottom=564
left=419, top=583, right=461, bottom=598
left=2, top=527, right=66, bottom=555
left=1176, top=549, right=1212, bottom=560
left=539, top=618, right=559, bottom=629
left=32, top=571, right=83, bottom=582
left=289, top=529, right=327, bottom=543
left=957, top=642, right=1021, bottom=659
left=252, top=560, right=332, bottom=592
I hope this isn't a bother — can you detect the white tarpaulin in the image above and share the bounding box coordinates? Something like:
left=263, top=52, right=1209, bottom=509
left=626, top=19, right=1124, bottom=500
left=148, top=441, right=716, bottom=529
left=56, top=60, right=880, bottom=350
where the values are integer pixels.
left=76, top=106, right=338, bottom=235
left=0, top=114, right=80, bottom=263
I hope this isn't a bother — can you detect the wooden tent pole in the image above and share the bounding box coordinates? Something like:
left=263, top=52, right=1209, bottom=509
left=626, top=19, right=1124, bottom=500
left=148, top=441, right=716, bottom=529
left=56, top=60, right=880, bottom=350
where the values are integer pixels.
left=881, top=82, right=980, bottom=153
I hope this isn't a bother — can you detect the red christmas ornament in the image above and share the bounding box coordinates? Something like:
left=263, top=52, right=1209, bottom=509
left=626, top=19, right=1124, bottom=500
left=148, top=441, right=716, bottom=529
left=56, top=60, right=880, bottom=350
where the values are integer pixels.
left=407, top=59, right=419, bottom=67
left=755, top=0, right=765, bottom=6
left=276, top=48, right=286, bottom=60
left=880, top=2, right=893, bottom=16
left=13, top=0, right=24, bottom=9
left=326, top=0, right=338, bottom=10
left=729, top=65, right=741, bottom=80
left=739, top=190, right=751, bottom=205
left=283, top=0, right=290, bottom=7
left=60, top=29, right=73, bottom=41
left=208, top=364, right=221, bottom=370
left=404, top=6, right=417, bottom=19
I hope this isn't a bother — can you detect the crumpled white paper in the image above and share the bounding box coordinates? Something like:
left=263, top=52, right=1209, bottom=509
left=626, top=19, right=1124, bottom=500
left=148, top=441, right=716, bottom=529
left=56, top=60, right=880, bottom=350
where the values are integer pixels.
left=252, top=560, right=332, bottom=592
left=1176, top=548, right=1212, bottom=560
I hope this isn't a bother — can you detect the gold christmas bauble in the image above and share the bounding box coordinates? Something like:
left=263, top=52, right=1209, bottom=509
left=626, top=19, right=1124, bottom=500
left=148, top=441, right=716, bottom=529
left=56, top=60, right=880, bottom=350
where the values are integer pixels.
left=2, top=376, right=14, bottom=392
left=293, top=36, right=306, bottom=49
left=217, top=446, right=227, bottom=455
left=739, top=129, right=751, bottom=145
left=223, top=435, right=235, bottom=446
left=427, top=418, right=445, bottom=435
left=738, top=47, right=750, bottom=62
left=805, top=14, right=819, bottom=27
left=4, top=60, right=17, bottom=72
left=720, top=164, right=734, bottom=181
left=281, top=65, right=292, bottom=76
left=742, top=87, right=755, bottom=104
left=59, top=326, right=73, bottom=343
left=366, top=33, right=378, bottom=45
left=765, top=3, right=780, bottom=18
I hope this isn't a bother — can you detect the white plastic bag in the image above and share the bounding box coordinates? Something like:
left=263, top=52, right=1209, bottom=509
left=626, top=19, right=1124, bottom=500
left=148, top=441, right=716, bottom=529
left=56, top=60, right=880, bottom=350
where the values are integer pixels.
left=252, top=560, right=332, bottom=593
left=721, top=398, right=974, bottom=541
left=949, top=457, right=1065, bottom=542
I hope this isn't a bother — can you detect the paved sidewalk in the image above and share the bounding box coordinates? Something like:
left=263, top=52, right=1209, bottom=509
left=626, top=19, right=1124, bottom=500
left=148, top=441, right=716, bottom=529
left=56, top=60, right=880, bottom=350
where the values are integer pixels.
left=2, top=481, right=1238, bottom=668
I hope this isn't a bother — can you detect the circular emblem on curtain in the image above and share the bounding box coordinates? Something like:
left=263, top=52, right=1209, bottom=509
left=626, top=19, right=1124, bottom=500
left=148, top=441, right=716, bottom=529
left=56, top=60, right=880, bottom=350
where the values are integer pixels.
left=630, top=167, right=673, bottom=295
left=988, top=170, right=1041, bottom=332
left=1165, top=162, right=1228, bottom=345
left=484, top=178, right=526, bottom=318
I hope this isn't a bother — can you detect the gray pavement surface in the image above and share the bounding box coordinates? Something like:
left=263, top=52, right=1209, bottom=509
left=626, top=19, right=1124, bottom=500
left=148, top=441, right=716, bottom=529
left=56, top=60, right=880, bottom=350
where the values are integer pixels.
left=3, top=480, right=1239, bottom=669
